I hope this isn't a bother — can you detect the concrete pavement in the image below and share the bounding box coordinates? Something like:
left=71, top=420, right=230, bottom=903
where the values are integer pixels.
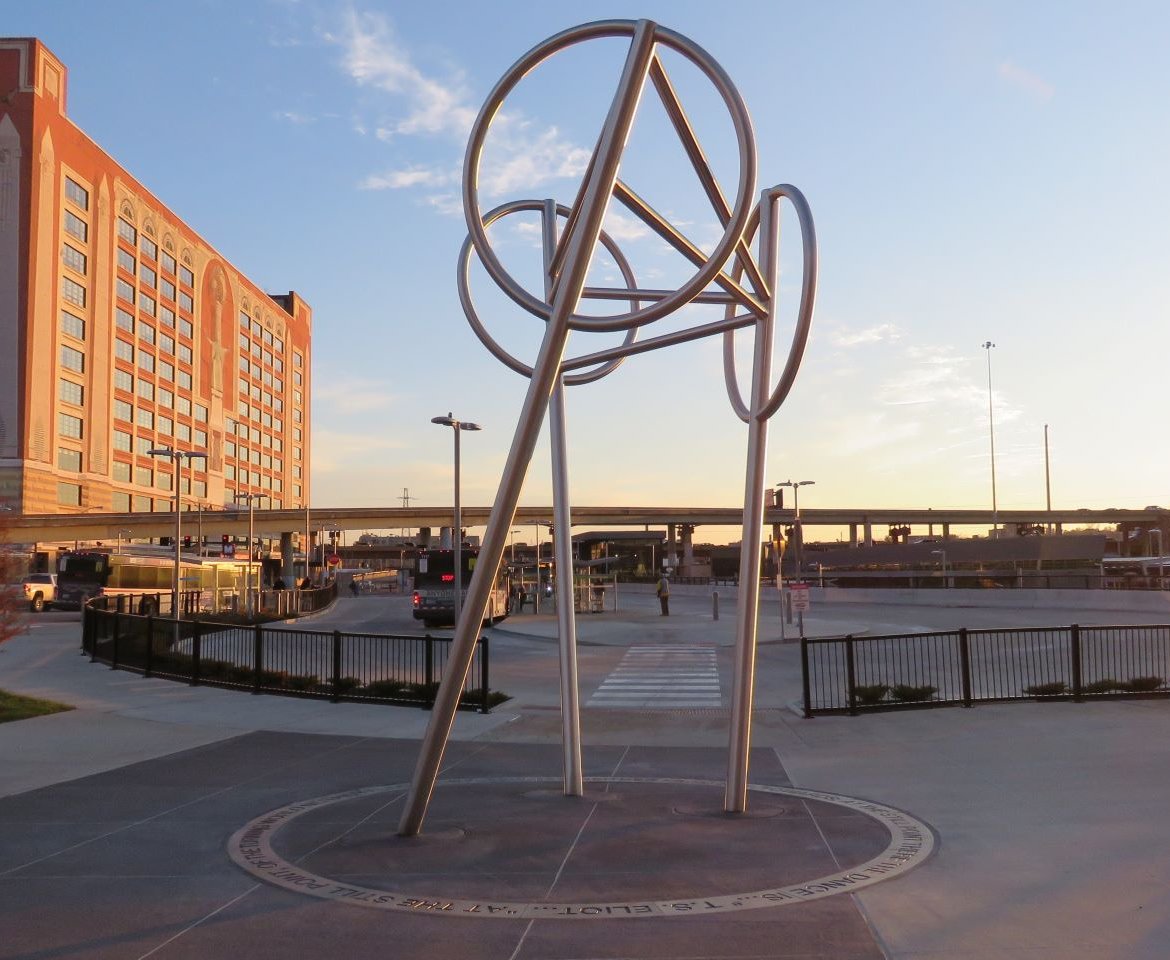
left=3, top=593, right=1170, bottom=958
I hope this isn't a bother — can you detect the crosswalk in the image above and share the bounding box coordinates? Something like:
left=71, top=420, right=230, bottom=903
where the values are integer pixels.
left=587, top=644, right=721, bottom=708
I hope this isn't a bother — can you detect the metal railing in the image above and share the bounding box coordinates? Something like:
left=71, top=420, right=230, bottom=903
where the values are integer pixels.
left=802, top=623, right=1170, bottom=716
left=81, top=600, right=496, bottom=713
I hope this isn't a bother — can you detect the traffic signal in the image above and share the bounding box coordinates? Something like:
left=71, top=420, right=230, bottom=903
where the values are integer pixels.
left=183, top=535, right=192, bottom=549
left=222, top=533, right=231, bottom=545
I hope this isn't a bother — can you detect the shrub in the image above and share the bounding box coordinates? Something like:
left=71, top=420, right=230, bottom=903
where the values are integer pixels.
left=850, top=683, right=890, bottom=706
left=286, top=674, right=319, bottom=691
left=890, top=684, right=936, bottom=703
left=1082, top=678, right=1123, bottom=694
left=1123, top=676, right=1164, bottom=692
left=333, top=676, right=363, bottom=694
left=1025, top=681, right=1068, bottom=697
left=364, top=679, right=406, bottom=698
left=463, top=688, right=511, bottom=708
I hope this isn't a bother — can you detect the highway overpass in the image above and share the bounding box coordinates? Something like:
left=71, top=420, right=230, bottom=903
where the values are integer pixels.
left=2, top=505, right=1166, bottom=545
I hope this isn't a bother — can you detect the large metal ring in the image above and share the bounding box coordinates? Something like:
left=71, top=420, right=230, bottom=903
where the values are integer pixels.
left=723, top=184, right=818, bottom=423
left=459, top=200, right=641, bottom=386
left=463, top=19, right=757, bottom=333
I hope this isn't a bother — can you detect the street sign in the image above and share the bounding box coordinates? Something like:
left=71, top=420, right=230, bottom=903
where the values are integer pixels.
left=790, top=582, right=811, bottom=612
left=327, top=554, right=342, bottom=566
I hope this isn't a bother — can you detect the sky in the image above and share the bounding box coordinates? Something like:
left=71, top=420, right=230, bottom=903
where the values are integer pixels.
left=8, top=0, right=1170, bottom=542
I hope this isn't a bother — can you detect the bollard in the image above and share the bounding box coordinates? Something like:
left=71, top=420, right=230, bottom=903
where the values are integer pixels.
left=712, top=590, right=720, bottom=621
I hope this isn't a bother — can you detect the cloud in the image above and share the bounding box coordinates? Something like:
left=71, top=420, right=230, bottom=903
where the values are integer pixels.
left=831, top=322, right=904, bottom=347
left=332, top=9, right=476, bottom=139
left=602, top=209, right=652, bottom=243
left=276, top=110, right=315, bottom=125
left=359, top=165, right=456, bottom=190
left=478, top=120, right=591, bottom=197
left=997, top=61, right=1055, bottom=103
left=315, top=379, right=399, bottom=415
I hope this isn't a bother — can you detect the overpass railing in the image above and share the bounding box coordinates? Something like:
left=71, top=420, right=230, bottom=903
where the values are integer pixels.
left=801, top=623, right=1170, bottom=716
left=80, top=601, right=498, bottom=713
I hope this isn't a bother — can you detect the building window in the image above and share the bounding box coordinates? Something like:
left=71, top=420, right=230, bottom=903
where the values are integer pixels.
left=194, top=404, right=207, bottom=422
left=135, top=466, right=152, bottom=487
left=136, top=408, right=154, bottom=429
left=293, top=446, right=301, bottom=461
left=180, top=265, right=194, bottom=286
left=225, top=464, right=236, bottom=481
left=160, top=305, right=175, bottom=328
left=136, top=437, right=153, bottom=456
left=250, top=449, right=261, bottom=465
left=263, top=329, right=273, bottom=346
left=158, top=415, right=173, bottom=435
left=115, top=339, right=134, bottom=362
left=57, top=447, right=82, bottom=472
left=177, top=370, right=192, bottom=390
left=160, top=278, right=176, bottom=301
left=293, top=427, right=302, bottom=442
left=251, top=341, right=262, bottom=359
left=273, top=437, right=282, bottom=453
left=118, top=218, right=137, bottom=244
left=140, top=264, right=157, bottom=288
left=159, top=333, right=175, bottom=355
left=117, top=248, right=135, bottom=273
left=114, top=369, right=133, bottom=392
left=293, top=484, right=301, bottom=498
left=113, top=399, right=132, bottom=421
left=112, top=461, right=131, bottom=482
left=137, top=379, right=154, bottom=402
left=293, top=370, right=302, bottom=386
left=293, top=350, right=303, bottom=368
left=58, top=413, right=83, bottom=439
left=133, top=494, right=151, bottom=512
left=161, top=251, right=176, bottom=274
left=157, top=472, right=172, bottom=491
left=179, top=292, right=193, bottom=312
left=62, top=243, right=87, bottom=274
left=179, top=318, right=193, bottom=339
left=274, top=398, right=283, bottom=414
left=116, top=307, right=134, bottom=333
left=273, top=337, right=284, bottom=354
left=177, top=422, right=191, bottom=442
left=61, top=276, right=86, bottom=307
left=159, top=360, right=174, bottom=381
left=65, top=176, right=89, bottom=210
left=293, top=465, right=302, bottom=479
left=113, top=430, right=131, bottom=452
left=140, top=292, right=156, bottom=316
left=159, top=387, right=173, bottom=408
left=59, top=379, right=84, bottom=406
left=60, top=310, right=85, bottom=340
left=178, top=344, right=192, bottom=364
left=177, top=396, right=192, bottom=415
left=261, top=433, right=272, bottom=449
left=116, top=278, right=135, bottom=304
left=140, top=234, right=157, bottom=259
left=139, top=323, right=156, bottom=346
left=60, top=344, right=85, bottom=373
left=293, top=409, right=302, bottom=424
left=57, top=482, right=82, bottom=506
left=194, top=428, right=207, bottom=447
left=112, top=491, right=131, bottom=511
left=274, top=357, right=283, bottom=374
left=138, top=352, right=155, bottom=373
left=64, top=210, right=88, bottom=242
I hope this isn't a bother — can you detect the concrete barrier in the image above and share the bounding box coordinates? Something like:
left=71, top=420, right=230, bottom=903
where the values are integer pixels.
left=817, top=586, right=1170, bottom=615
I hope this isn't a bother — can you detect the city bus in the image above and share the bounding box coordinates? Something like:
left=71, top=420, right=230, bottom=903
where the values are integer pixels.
left=56, top=547, right=259, bottom=612
left=412, top=547, right=510, bottom=628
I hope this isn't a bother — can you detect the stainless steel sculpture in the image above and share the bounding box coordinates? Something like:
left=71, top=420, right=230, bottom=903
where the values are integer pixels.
left=399, top=19, right=817, bottom=836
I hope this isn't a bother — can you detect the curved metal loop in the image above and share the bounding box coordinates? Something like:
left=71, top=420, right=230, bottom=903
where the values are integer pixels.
left=463, top=19, right=757, bottom=334
left=722, top=184, right=818, bottom=423
left=458, top=199, right=641, bottom=387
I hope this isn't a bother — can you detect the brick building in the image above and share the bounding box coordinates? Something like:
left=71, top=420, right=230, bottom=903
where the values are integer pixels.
left=0, top=38, right=311, bottom=518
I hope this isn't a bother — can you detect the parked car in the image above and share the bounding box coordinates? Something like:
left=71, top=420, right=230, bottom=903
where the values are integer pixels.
left=22, top=573, right=57, bottom=612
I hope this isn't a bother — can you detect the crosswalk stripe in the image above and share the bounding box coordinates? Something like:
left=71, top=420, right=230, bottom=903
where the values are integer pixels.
left=587, top=643, right=721, bottom=708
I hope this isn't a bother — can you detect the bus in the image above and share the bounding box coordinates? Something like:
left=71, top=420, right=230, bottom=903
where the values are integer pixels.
left=56, top=547, right=260, bottom=612
left=412, top=547, right=510, bottom=628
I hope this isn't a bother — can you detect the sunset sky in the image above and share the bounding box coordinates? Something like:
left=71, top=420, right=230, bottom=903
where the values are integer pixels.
left=10, top=1, right=1170, bottom=541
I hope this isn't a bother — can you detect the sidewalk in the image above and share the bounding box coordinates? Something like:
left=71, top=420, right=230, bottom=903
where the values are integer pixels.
left=3, top=604, right=1170, bottom=958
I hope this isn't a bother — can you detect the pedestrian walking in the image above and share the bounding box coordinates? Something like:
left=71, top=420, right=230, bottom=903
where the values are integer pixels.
left=656, top=572, right=670, bottom=616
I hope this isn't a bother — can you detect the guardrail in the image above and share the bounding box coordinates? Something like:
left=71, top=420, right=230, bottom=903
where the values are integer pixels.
left=801, top=624, right=1170, bottom=716
left=81, top=601, right=497, bottom=713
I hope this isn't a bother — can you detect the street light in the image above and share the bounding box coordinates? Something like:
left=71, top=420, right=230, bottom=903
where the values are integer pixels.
left=116, top=528, right=132, bottom=556
left=931, top=548, right=948, bottom=588
left=510, top=528, right=520, bottom=567
left=982, top=341, right=998, bottom=534
left=431, top=412, right=481, bottom=626
left=775, top=480, right=815, bottom=579
left=234, top=492, right=267, bottom=617
left=148, top=448, right=207, bottom=621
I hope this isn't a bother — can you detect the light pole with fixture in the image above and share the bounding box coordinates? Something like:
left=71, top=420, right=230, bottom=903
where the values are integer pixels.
left=982, top=340, right=998, bottom=534
left=932, top=548, right=948, bottom=588
left=148, top=448, right=207, bottom=621
left=431, top=412, right=481, bottom=626
left=776, top=479, right=815, bottom=637
left=234, top=492, right=266, bottom=616
left=116, top=528, right=132, bottom=556
left=510, top=528, right=520, bottom=567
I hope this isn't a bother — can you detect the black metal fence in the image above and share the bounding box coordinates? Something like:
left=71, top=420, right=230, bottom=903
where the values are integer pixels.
left=81, top=602, right=496, bottom=713
left=801, top=623, right=1170, bottom=716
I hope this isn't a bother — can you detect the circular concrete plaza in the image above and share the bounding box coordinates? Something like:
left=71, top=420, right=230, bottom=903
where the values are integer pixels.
left=229, top=776, right=934, bottom=919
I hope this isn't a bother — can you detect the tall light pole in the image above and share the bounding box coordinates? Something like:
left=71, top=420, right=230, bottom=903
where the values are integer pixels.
left=148, top=447, right=207, bottom=620
left=1044, top=423, right=1052, bottom=534
left=116, top=528, right=131, bottom=556
left=982, top=340, right=998, bottom=534
left=510, top=528, right=520, bottom=567
left=932, top=548, right=948, bottom=588
left=234, top=492, right=266, bottom=617
left=432, top=413, right=481, bottom=626
left=776, top=479, right=815, bottom=637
